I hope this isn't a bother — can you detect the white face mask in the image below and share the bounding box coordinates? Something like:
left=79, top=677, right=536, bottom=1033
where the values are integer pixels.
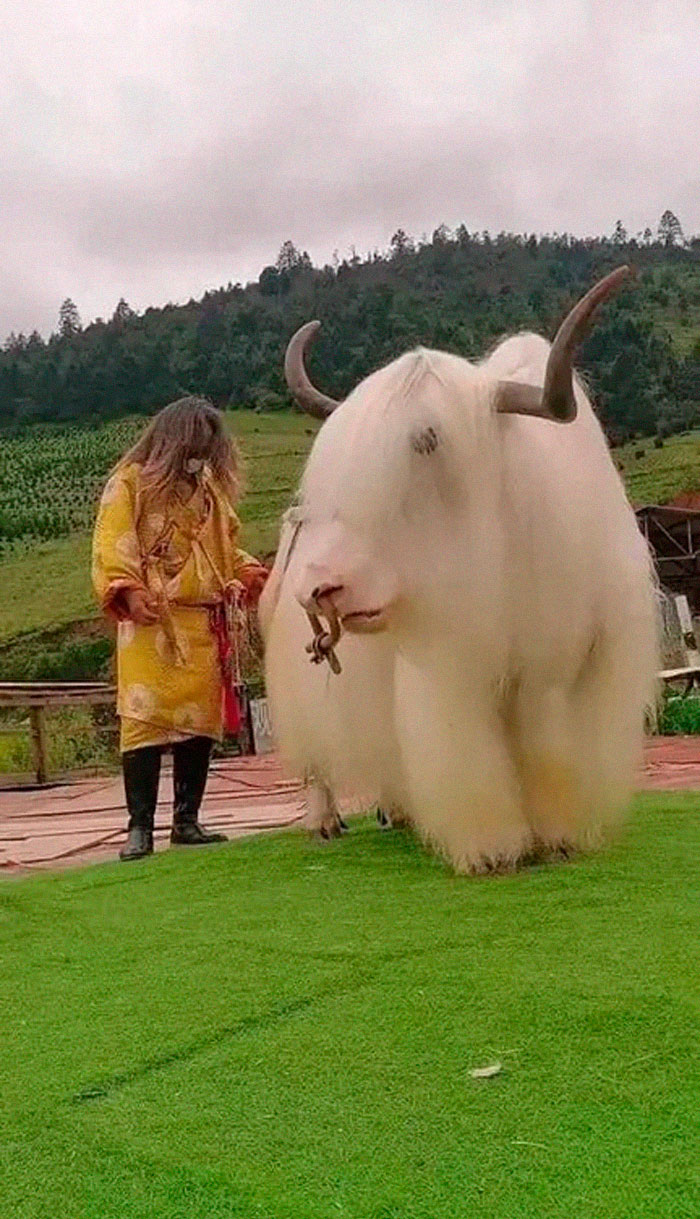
left=185, top=457, right=205, bottom=475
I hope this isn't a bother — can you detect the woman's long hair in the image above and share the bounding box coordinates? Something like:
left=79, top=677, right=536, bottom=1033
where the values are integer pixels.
left=116, top=397, right=242, bottom=502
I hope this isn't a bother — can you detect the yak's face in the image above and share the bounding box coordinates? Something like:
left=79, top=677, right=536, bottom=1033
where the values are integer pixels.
left=291, top=511, right=399, bottom=634
left=288, top=352, right=489, bottom=635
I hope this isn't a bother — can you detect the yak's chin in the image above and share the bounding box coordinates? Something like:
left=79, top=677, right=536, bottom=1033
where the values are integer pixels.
left=341, top=609, right=389, bottom=634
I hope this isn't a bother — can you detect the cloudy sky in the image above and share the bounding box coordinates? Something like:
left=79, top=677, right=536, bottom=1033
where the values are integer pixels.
left=2, top=0, right=699, bottom=338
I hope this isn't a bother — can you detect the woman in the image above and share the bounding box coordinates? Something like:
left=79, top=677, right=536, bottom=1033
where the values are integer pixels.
left=92, top=397, right=267, bottom=861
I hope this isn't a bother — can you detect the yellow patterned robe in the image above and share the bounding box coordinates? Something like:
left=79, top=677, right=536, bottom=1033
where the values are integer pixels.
left=92, top=462, right=263, bottom=752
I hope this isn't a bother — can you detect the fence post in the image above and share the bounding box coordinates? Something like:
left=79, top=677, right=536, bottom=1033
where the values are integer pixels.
left=235, top=684, right=254, bottom=756
left=674, top=594, right=700, bottom=667
left=29, top=706, right=49, bottom=784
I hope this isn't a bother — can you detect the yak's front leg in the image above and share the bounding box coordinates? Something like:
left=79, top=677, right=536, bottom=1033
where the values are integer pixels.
left=513, top=684, right=582, bottom=858
left=303, top=779, right=347, bottom=840
left=395, top=665, right=531, bottom=874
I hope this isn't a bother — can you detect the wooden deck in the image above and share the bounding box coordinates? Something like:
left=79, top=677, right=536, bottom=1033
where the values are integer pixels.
left=0, top=754, right=304, bottom=874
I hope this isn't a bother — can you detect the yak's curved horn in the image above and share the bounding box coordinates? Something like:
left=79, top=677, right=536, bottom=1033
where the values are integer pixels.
left=494, top=265, right=635, bottom=423
left=284, top=321, right=339, bottom=420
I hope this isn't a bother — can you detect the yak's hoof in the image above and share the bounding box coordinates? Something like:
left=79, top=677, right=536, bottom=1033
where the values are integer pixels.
left=377, top=808, right=390, bottom=829
left=525, top=840, right=575, bottom=867
left=547, top=843, right=574, bottom=863
left=319, top=825, right=341, bottom=841
left=313, top=815, right=344, bottom=841
left=470, top=855, right=518, bottom=876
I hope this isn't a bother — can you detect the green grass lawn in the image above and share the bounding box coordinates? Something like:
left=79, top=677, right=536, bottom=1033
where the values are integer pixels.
left=0, top=534, right=94, bottom=642
left=3, top=796, right=700, bottom=1218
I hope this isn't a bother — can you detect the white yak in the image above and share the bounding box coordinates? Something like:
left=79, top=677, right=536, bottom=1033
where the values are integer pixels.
left=260, top=268, right=658, bottom=872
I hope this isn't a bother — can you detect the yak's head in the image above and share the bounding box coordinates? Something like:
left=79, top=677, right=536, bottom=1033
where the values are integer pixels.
left=282, top=267, right=632, bottom=638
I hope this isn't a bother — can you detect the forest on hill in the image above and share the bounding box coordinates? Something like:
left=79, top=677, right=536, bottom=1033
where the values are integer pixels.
left=2, top=212, right=700, bottom=442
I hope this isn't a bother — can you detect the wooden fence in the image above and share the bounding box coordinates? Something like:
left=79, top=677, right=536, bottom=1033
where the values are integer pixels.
left=0, top=682, right=115, bottom=784
left=0, top=682, right=273, bottom=786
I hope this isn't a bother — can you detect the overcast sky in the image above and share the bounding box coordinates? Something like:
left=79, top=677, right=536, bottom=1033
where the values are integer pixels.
left=2, top=0, right=699, bottom=339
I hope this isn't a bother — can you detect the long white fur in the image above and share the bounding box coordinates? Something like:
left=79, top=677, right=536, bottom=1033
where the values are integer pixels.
left=260, top=332, right=658, bottom=872
left=260, top=525, right=402, bottom=834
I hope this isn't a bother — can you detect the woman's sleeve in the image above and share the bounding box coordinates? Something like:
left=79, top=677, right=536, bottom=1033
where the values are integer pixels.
left=92, top=471, right=147, bottom=620
left=227, top=508, right=268, bottom=596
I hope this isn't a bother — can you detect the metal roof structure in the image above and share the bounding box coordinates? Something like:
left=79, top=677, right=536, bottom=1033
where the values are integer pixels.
left=636, top=505, right=700, bottom=607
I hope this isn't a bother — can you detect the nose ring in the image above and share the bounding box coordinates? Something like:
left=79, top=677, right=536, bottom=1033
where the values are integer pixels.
left=305, top=592, right=342, bottom=675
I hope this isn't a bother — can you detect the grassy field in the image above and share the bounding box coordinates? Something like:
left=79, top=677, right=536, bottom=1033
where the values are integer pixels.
left=618, top=429, right=700, bottom=507
left=0, top=411, right=316, bottom=643
left=2, top=797, right=700, bottom=1218
left=0, top=410, right=698, bottom=652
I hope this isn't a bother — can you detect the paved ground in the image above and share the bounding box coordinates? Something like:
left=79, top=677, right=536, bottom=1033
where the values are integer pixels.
left=2, top=738, right=699, bottom=875
left=0, top=755, right=305, bottom=874
left=639, top=736, right=700, bottom=790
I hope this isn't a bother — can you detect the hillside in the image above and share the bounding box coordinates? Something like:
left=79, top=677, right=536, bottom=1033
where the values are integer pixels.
left=3, top=226, right=700, bottom=443
left=618, top=430, right=700, bottom=506
left=0, top=410, right=316, bottom=565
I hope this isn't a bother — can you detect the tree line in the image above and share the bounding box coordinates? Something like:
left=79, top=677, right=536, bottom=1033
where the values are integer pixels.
left=2, top=212, right=700, bottom=441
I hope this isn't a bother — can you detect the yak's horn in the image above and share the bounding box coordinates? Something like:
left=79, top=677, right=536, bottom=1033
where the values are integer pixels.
left=284, top=321, right=339, bottom=420
left=494, top=265, right=635, bottom=423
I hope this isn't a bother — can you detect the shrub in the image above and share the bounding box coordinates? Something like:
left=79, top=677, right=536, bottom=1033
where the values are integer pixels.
left=658, top=690, right=700, bottom=734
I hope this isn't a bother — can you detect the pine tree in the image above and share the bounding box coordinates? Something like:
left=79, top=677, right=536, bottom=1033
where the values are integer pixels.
left=58, top=298, right=81, bottom=338
left=657, top=210, right=684, bottom=247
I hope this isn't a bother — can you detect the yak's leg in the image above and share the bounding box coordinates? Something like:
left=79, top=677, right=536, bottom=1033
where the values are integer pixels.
left=513, top=685, right=582, bottom=857
left=395, top=666, right=531, bottom=874
left=303, top=780, right=346, bottom=840
left=570, top=631, right=652, bottom=847
left=377, top=803, right=411, bottom=829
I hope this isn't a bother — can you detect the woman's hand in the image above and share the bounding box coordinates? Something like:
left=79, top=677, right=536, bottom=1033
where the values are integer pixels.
left=238, top=565, right=268, bottom=608
left=124, top=588, right=159, bottom=625
left=230, top=564, right=268, bottom=609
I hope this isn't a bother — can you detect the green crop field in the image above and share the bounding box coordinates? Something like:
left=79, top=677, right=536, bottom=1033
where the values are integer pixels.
left=616, top=429, right=700, bottom=507
left=0, top=411, right=317, bottom=643
left=0, top=419, right=143, bottom=555
left=0, top=410, right=699, bottom=662
left=0, top=411, right=317, bottom=560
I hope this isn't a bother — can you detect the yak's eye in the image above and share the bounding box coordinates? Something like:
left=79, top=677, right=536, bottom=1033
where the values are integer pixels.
left=411, top=425, right=440, bottom=455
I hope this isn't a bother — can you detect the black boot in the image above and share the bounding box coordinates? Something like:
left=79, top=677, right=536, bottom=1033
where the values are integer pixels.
left=120, top=746, right=161, bottom=861
left=170, top=736, right=227, bottom=846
